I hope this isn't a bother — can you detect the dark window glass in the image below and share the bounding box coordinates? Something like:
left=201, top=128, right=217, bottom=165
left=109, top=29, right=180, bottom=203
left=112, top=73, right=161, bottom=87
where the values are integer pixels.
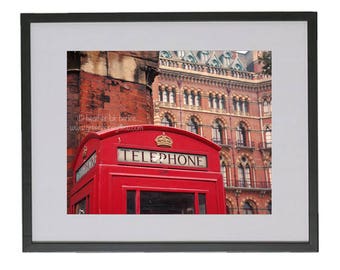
left=209, top=94, right=213, bottom=108
left=233, top=97, right=237, bottom=111
left=239, top=100, right=244, bottom=112
left=221, top=96, right=226, bottom=109
left=215, top=95, right=220, bottom=109
left=243, top=202, right=254, bottom=214
left=126, top=190, right=136, bottom=214
left=140, top=191, right=195, bottom=214
left=188, top=117, right=199, bottom=134
left=184, top=91, right=189, bottom=105
left=237, top=124, right=247, bottom=146
left=170, top=90, right=176, bottom=104
left=245, top=100, right=249, bottom=113
left=75, top=198, right=87, bottom=214
left=159, top=88, right=163, bottom=102
left=189, top=91, right=195, bottom=105
left=161, top=114, right=173, bottom=127
left=212, top=120, right=223, bottom=144
left=238, top=165, right=245, bottom=187
left=196, top=92, right=201, bottom=106
left=198, top=193, right=206, bottom=214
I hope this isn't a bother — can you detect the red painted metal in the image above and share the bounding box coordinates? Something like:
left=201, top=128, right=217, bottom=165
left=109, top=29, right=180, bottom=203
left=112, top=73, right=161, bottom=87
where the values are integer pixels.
left=69, top=125, right=226, bottom=214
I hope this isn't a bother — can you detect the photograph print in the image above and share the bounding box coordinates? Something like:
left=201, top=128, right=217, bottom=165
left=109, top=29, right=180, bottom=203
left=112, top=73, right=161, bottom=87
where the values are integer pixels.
left=67, top=50, right=272, bottom=215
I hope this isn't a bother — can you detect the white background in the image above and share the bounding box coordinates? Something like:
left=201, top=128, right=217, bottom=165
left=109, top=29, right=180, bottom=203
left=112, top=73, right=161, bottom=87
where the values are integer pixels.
left=31, top=20, right=308, bottom=242
left=0, top=0, right=337, bottom=269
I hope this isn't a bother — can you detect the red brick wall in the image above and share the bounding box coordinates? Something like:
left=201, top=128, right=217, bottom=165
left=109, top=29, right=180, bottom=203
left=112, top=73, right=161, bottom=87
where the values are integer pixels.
left=67, top=70, right=154, bottom=208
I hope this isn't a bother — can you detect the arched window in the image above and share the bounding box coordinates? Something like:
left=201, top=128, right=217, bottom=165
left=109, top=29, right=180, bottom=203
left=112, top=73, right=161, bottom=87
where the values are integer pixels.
left=213, top=95, right=218, bottom=109
left=245, top=164, right=251, bottom=186
left=238, top=156, right=251, bottom=187
left=169, top=89, right=176, bottom=104
left=221, top=95, right=226, bottom=110
left=244, top=99, right=249, bottom=113
left=163, top=88, right=169, bottom=103
left=263, top=100, right=270, bottom=114
left=238, top=165, right=245, bottom=187
left=161, top=114, right=173, bottom=127
left=239, top=99, right=244, bottom=113
left=236, top=99, right=241, bottom=112
left=187, top=116, right=199, bottom=134
left=265, top=127, right=272, bottom=148
left=220, top=161, right=227, bottom=187
left=183, top=90, right=189, bottom=105
left=243, top=201, right=255, bottom=214
left=195, top=92, right=201, bottom=106
left=189, top=91, right=195, bottom=106
left=233, top=97, right=238, bottom=111
left=236, top=123, right=247, bottom=146
left=209, top=93, right=213, bottom=108
left=159, top=87, right=163, bottom=102
left=212, top=120, right=223, bottom=144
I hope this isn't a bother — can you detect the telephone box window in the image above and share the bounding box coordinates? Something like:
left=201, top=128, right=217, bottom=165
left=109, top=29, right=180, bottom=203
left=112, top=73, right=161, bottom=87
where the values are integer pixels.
left=126, top=190, right=136, bottom=214
left=198, top=193, right=206, bottom=214
left=140, top=191, right=195, bottom=214
left=75, top=198, right=87, bottom=214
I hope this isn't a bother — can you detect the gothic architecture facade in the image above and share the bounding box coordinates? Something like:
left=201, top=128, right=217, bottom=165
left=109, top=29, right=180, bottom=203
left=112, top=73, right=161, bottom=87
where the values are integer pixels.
left=152, top=50, right=272, bottom=214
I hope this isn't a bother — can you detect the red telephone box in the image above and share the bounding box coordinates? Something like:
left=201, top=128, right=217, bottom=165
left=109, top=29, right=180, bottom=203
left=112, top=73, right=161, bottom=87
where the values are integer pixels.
left=69, top=125, right=226, bottom=214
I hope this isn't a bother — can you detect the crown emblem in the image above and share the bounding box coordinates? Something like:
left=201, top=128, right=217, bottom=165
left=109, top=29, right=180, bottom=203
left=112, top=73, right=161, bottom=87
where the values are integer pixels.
left=155, top=134, right=173, bottom=148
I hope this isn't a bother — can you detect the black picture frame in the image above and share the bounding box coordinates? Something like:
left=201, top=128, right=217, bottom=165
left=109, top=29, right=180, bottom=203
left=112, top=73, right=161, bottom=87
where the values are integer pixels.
left=21, top=12, right=318, bottom=252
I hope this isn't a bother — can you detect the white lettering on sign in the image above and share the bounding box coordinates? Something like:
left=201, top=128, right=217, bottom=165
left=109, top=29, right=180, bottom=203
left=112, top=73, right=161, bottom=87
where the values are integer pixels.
left=76, top=152, right=97, bottom=182
left=117, top=148, right=207, bottom=168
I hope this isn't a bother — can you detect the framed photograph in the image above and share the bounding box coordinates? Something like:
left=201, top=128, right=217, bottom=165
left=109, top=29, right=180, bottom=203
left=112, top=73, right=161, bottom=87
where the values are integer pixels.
left=22, top=12, right=318, bottom=252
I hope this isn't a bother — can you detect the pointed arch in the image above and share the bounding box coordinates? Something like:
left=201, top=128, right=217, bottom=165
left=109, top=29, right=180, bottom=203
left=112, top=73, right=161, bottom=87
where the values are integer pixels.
left=236, top=122, right=248, bottom=146
left=242, top=200, right=257, bottom=214
left=212, top=118, right=225, bottom=144
left=236, top=155, right=253, bottom=188
left=186, top=115, right=201, bottom=135
left=160, top=112, right=176, bottom=127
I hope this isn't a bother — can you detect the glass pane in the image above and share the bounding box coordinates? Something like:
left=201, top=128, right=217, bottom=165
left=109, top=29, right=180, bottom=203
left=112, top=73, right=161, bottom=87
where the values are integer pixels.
left=198, top=194, right=206, bottom=214
left=245, top=166, right=251, bottom=187
left=159, top=89, right=163, bottom=101
left=170, top=91, right=175, bottom=103
left=126, top=190, right=136, bottom=214
left=238, top=166, right=245, bottom=187
left=75, top=198, right=86, bottom=214
left=140, top=191, right=195, bottom=214
left=243, top=202, right=254, bottom=214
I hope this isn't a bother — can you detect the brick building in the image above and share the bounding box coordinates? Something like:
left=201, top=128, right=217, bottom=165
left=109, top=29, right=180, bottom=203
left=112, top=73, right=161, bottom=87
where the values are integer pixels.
left=152, top=50, right=272, bottom=214
left=67, top=50, right=272, bottom=214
